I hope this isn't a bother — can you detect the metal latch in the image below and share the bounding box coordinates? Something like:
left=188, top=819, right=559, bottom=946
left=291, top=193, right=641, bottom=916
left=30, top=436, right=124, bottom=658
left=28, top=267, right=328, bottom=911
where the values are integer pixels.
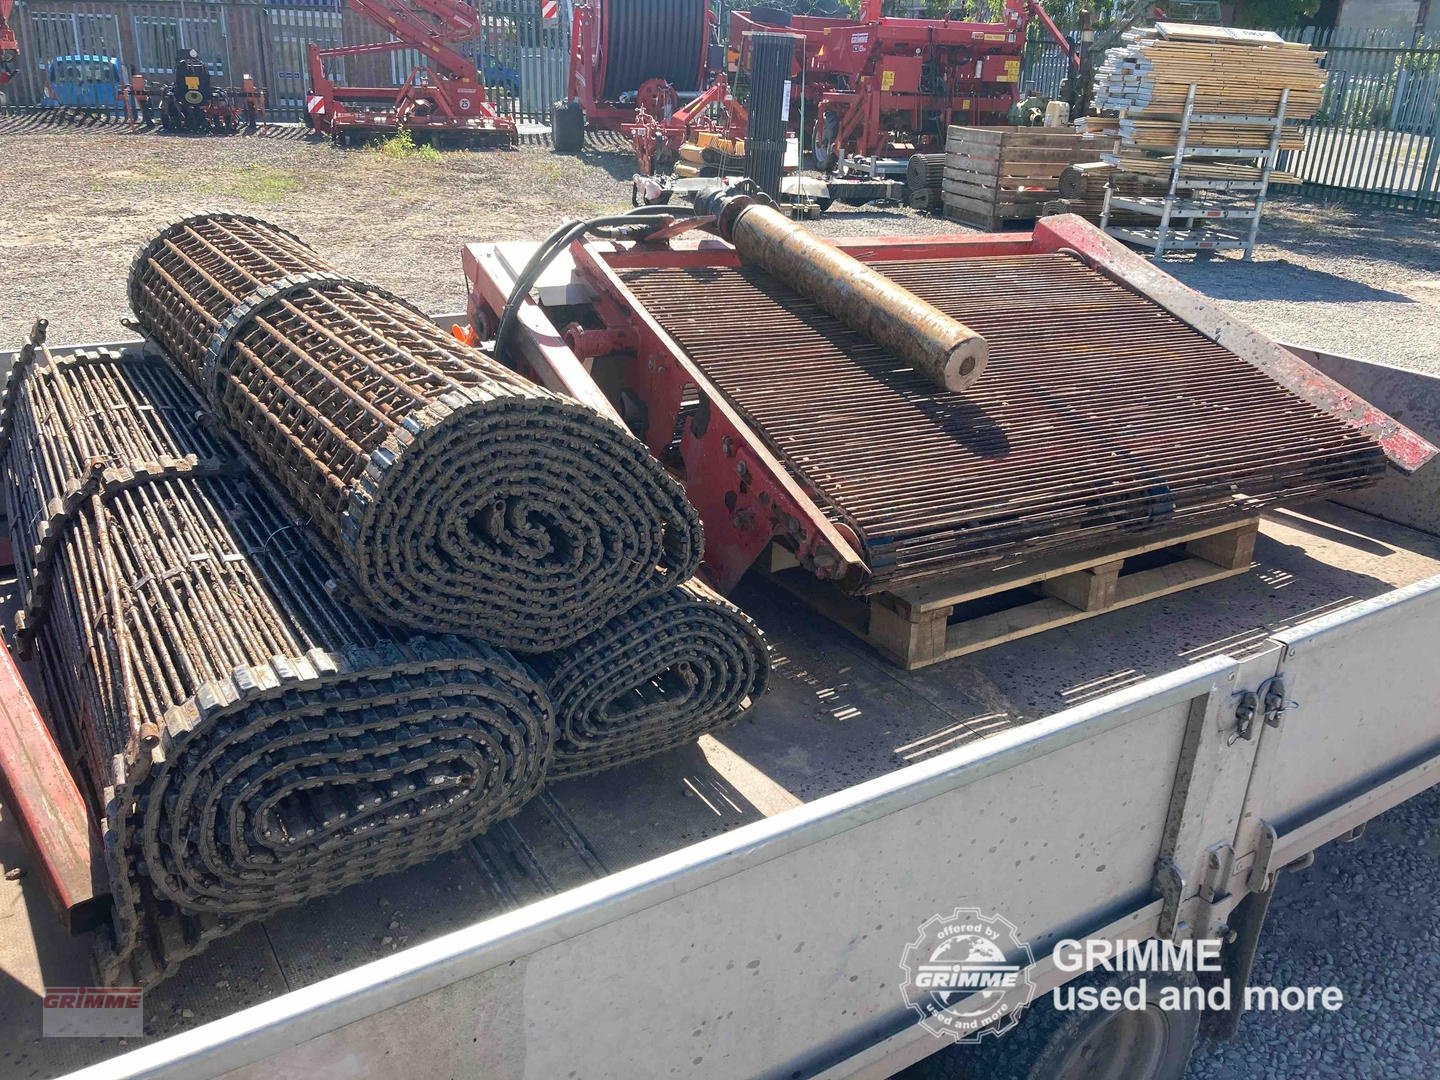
left=1231, top=675, right=1293, bottom=744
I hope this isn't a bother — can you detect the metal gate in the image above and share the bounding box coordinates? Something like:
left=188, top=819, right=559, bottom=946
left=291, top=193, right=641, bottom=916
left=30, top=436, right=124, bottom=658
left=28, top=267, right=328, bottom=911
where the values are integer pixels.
left=1280, top=27, right=1440, bottom=213
left=474, top=0, right=568, bottom=124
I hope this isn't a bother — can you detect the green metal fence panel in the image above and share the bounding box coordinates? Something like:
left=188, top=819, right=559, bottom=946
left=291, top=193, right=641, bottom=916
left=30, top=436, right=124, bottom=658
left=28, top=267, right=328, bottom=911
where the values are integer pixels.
left=1281, top=26, right=1440, bottom=213
left=6, top=0, right=570, bottom=124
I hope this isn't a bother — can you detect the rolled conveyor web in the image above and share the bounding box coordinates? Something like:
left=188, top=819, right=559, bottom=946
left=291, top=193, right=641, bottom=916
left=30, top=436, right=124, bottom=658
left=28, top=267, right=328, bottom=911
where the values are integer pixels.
left=599, top=0, right=709, bottom=99
left=531, top=578, right=771, bottom=779
left=127, top=214, right=703, bottom=652
left=2, top=344, right=554, bottom=987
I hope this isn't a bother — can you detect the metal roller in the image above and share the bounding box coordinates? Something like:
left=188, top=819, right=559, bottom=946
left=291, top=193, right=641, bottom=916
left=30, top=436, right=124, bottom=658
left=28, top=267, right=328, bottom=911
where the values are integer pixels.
left=127, top=214, right=703, bottom=652
left=2, top=336, right=554, bottom=987
left=599, top=0, right=710, bottom=99
left=530, top=579, right=771, bottom=780
left=705, top=194, right=990, bottom=393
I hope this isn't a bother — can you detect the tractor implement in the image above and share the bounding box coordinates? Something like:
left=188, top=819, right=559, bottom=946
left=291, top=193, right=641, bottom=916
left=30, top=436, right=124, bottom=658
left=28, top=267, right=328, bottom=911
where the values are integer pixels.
left=305, top=0, right=516, bottom=147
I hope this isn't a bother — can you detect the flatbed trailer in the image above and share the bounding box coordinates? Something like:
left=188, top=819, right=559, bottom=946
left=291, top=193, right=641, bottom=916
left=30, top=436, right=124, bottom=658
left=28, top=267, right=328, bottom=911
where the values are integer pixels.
left=1, top=336, right=1438, bottom=1080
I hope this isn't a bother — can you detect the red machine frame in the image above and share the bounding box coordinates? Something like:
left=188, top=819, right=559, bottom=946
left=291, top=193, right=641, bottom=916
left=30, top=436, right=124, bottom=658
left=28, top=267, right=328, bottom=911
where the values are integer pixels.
left=306, top=0, right=516, bottom=146
left=566, top=0, right=714, bottom=132
left=463, top=216, right=1435, bottom=594
left=628, top=73, right=748, bottom=175
left=0, top=0, right=20, bottom=96
left=729, top=0, right=1078, bottom=163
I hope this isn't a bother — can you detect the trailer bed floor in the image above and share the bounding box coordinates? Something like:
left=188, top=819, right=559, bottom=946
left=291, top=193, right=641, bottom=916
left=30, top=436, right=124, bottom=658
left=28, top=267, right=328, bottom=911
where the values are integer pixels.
left=4, top=500, right=1440, bottom=1078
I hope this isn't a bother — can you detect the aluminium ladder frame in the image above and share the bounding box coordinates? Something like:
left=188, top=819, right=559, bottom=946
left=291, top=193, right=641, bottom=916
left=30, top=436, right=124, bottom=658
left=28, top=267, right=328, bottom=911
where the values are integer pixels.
left=1101, top=84, right=1291, bottom=260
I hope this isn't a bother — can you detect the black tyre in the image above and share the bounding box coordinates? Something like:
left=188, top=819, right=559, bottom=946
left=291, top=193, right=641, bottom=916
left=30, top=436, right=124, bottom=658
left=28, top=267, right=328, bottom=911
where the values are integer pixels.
left=901, top=967, right=1200, bottom=1080
left=552, top=100, right=584, bottom=154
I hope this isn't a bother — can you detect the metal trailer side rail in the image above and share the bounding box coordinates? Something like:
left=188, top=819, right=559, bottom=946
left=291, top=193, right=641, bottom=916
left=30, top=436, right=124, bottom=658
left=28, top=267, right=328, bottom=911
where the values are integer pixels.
left=54, top=573, right=1440, bottom=1080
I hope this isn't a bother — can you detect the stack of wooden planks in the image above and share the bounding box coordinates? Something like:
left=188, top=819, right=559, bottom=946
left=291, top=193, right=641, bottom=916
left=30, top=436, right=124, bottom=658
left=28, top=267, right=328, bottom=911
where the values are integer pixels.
left=942, top=126, right=1116, bottom=229
left=1052, top=161, right=1185, bottom=221
left=1092, top=23, right=1326, bottom=119
left=1105, top=150, right=1302, bottom=186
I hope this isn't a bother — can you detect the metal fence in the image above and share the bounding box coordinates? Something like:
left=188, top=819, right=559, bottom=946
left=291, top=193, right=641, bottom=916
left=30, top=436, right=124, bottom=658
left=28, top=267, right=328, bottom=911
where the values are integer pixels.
left=1279, top=26, right=1440, bottom=213
left=4, top=0, right=569, bottom=124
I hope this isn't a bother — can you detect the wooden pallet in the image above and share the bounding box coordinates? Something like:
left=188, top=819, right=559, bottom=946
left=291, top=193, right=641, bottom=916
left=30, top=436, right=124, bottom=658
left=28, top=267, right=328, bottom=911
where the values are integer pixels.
left=941, top=126, right=1116, bottom=230
left=760, top=517, right=1259, bottom=670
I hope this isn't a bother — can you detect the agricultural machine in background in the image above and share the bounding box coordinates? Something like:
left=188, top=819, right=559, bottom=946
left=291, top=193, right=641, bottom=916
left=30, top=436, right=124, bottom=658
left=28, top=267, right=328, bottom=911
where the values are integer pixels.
left=556, top=0, right=1077, bottom=192
left=127, top=50, right=265, bottom=133
left=305, top=0, right=516, bottom=146
left=553, top=0, right=714, bottom=152
left=0, top=0, right=19, bottom=105
left=730, top=0, right=1078, bottom=169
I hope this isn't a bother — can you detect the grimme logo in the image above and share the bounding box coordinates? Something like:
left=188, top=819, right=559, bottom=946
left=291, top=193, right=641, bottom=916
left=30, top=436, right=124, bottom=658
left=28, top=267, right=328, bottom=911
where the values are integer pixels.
left=42, top=987, right=144, bottom=1037
left=900, top=908, right=1036, bottom=1042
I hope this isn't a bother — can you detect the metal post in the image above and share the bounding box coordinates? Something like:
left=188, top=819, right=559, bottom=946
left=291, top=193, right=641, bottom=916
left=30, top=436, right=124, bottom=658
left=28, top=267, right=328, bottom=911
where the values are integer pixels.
left=1246, top=87, right=1289, bottom=260
left=1156, top=83, right=1198, bottom=258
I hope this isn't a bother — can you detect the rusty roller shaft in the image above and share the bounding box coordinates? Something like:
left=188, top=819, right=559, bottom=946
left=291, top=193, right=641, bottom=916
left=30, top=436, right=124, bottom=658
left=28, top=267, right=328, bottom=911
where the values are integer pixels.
left=718, top=198, right=988, bottom=392
left=530, top=579, right=771, bottom=780
left=127, top=214, right=703, bottom=652
left=3, top=339, right=553, bottom=987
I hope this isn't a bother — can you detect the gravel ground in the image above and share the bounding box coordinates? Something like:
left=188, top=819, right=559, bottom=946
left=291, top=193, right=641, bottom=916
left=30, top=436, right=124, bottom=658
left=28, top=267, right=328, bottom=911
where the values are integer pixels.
left=1, top=125, right=1438, bottom=1079
left=0, top=126, right=955, bottom=347
left=1163, top=201, right=1440, bottom=375
left=1186, top=784, right=1440, bottom=1079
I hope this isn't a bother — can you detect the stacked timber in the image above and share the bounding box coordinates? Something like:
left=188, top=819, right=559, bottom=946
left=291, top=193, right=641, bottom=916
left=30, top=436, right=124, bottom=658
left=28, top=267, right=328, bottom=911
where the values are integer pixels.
left=1091, top=23, right=1322, bottom=188
left=942, top=126, right=1116, bottom=229
left=1053, top=161, right=1179, bottom=222
left=905, top=152, right=945, bottom=211
left=1092, top=23, right=1326, bottom=119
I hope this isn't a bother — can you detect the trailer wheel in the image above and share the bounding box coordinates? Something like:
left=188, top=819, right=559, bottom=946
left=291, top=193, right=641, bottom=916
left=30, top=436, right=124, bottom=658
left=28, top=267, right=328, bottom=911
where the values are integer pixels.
left=903, top=968, right=1200, bottom=1080
left=552, top=101, right=585, bottom=154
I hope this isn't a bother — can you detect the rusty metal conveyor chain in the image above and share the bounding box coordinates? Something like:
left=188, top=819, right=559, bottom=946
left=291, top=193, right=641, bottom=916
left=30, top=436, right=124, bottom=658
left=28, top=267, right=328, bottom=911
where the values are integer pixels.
left=531, top=578, right=771, bottom=780
left=127, top=213, right=704, bottom=652
left=3, top=341, right=554, bottom=987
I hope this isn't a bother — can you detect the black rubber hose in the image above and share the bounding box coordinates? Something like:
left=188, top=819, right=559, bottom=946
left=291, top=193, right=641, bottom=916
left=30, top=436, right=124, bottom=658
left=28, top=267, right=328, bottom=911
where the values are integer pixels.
left=493, top=206, right=699, bottom=366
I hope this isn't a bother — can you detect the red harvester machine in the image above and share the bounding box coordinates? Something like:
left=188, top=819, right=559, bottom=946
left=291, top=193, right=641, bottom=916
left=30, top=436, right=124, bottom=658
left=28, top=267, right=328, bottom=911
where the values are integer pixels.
left=306, top=0, right=516, bottom=147
left=730, top=0, right=1077, bottom=167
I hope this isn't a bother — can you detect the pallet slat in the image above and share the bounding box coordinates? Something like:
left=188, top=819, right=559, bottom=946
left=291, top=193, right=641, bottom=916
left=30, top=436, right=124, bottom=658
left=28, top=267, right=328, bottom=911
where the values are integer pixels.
left=760, top=518, right=1260, bottom=670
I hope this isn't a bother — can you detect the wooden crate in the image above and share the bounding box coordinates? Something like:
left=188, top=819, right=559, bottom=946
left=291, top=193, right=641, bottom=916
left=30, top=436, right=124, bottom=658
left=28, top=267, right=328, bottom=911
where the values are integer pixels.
left=760, top=517, right=1259, bottom=670
left=941, top=126, right=1116, bottom=230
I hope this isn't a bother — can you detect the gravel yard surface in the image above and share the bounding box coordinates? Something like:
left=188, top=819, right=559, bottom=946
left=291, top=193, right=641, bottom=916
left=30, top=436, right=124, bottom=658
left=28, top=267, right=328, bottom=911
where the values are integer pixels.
left=1, top=124, right=1438, bottom=1080
left=1164, top=200, right=1440, bottom=375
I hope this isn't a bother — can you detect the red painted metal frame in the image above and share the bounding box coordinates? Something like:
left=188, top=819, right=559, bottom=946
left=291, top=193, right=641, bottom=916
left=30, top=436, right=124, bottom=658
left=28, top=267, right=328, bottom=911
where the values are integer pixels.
left=629, top=73, right=748, bottom=175
left=305, top=0, right=515, bottom=143
left=567, top=0, right=714, bottom=133
left=1027, top=216, right=1438, bottom=475
left=463, top=216, right=1435, bottom=593
left=1, top=0, right=23, bottom=89
left=0, top=538, right=109, bottom=932
left=728, top=0, right=1076, bottom=161
left=569, top=238, right=868, bottom=591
